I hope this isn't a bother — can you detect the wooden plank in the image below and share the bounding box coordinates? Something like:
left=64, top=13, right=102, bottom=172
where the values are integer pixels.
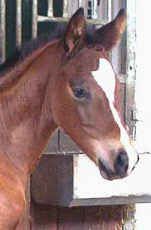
left=30, top=200, right=57, bottom=230
left=31, top=153, right=73, bottom=206
left=123, top=204, right=136, bottom=230
left=125, top=0, right=136, bottom=138
left=31, top=153, right=151, bottom=207
left=58, top=207, right=84, bottom=230
left=30, top=204, right=135, bottom=229
left=83, top=206, right=102, bottom=230
left=72, top=154, right=151, bottom=203
left=38, top=15, right=106, bottom=26
left=119, top=83, right=126, bottom=121
left=84, top=205, right=135, bottom=230
left=0, top=0, right=6, bottom=64
left=46, top=130, right=59, bottom=153
left=116, top=76, right=126, bottom=122
left=97, top=206, right=123, bottom=230
left=31, top=154, right=59, bottom=205
left=111, top=1, right=127, bottom=74
left=83, top=206, right=123, bottom=230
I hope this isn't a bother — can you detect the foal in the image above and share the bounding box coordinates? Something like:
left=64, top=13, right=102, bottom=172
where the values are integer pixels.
left=0, top=8, right=138, bottom=229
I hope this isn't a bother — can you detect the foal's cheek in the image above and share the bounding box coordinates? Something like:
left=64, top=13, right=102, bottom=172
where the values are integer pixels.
left=51, top=86, right=77, bottom=128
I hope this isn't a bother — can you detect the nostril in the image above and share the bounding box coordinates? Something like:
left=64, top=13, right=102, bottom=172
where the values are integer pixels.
left=114, top=149, right=129, bottom=175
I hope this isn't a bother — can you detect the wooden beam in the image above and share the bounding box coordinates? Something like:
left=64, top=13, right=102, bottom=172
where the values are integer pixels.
left=126, top=0, right=137, bottom=138
left=31, top=153, right=151, bottom=207
left=38, top=15, right=106, bottom=26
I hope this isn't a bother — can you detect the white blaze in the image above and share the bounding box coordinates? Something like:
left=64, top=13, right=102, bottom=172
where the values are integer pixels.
left=92, top=58, right=137, bottom=172
left=92, top=58, right=116, bottom=102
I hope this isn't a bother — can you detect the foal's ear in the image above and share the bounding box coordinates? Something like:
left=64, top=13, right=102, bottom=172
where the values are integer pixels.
left=92, top=9, right=126, bottom=51
left=63, top=8, right=86, bottom=54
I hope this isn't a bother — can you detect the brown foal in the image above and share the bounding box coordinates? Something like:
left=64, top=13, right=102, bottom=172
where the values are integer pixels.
left=0, top=8, right=138, bottom=229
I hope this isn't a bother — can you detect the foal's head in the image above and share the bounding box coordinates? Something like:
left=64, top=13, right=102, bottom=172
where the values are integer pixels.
left=51, top=8, right=139, bottom=180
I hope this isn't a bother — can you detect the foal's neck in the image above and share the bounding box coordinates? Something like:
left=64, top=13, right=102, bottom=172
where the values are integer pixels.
left=0, top=42, right=59, bottom=177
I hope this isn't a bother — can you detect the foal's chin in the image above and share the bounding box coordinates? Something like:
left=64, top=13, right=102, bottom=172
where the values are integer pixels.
left=93, top=147, right=139, bottom=181
left=97, top=156, right=138, bottom=181
left=99, top=168, right=129, bottom=181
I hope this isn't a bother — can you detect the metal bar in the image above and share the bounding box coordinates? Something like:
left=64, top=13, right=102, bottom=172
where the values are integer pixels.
left=96, top=0, right=108, bottom=22
left=92, top=0, right=97, bottom=19
left=63, top=0, right=68, bottom=18
left=16, top=0, right=22, bottom=48
left=107, top=0, right=112, bottom=21
left=78, top=0, right=89, bottom=18
left=83, top=0, right=88, bottom=17
left=32, top=0, right=38, bottom=39
left=38, top=15, right=106, bottom=26
left=0, top=0, right=6, bottom=64
left=68, top=0, right=78, bottom=17
left=47, top=0, right=53, bottom=17
left=78, top=0, right=83, bottom=7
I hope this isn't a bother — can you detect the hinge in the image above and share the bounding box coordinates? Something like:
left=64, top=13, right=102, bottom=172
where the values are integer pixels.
left=131, top=109, right=139, bottom=122
left=131, top=109, right=142, bottom=141
left=131, top=109, right=143, bottom=122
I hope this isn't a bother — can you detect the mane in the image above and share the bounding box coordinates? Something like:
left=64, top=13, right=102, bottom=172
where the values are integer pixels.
left=0, top=25, right=67, bottom=95
left=0, top=23, right=95, bottom=95
left=0, top=25, right=66, bottom=76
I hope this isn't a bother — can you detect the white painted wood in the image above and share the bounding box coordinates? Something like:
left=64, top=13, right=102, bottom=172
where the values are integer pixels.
left=135, top=0, right=151, bottom=153
left=135, top=1, right=151, bottom=228
left=32, top=152, right=151, bottom=206
left=73, top=154, right=151, bottom=200
left=126, top=0, right=137, bottom=138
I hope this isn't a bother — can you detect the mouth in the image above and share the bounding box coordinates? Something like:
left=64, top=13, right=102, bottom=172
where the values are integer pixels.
left=98, top=153, right=140, bottom=181
left=99, top=168, right=128, bottom=181
left=98, top=159, right=115, bottom=180
left=98, top=158, right=128, bottom=181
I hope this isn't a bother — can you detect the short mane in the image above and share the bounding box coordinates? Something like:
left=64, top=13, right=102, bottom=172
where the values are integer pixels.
left=0, top=26, right=67, bottom=94
left=0, top=24, right=95, bottom=95
left=0, top=25, right=66, bottom=76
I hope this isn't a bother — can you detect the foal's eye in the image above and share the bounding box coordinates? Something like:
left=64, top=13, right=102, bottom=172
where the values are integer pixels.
left=73, top=87, right=87, bottom=99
